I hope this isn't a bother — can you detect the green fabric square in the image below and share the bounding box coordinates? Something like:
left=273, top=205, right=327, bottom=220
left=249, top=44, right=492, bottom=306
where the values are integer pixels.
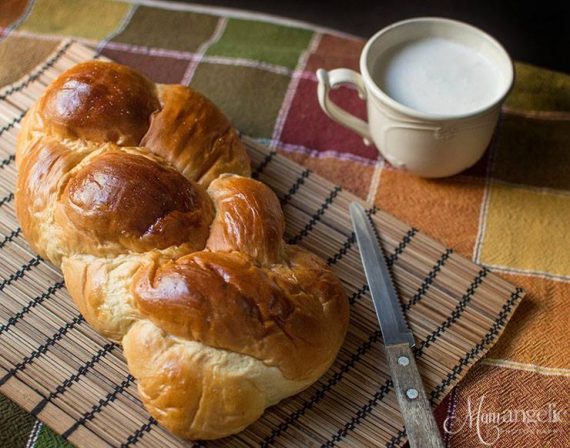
left=492, top=114, right=570, bottom=190
left=190, top=63, right=290, bottom=138
left=0, top=395, right=36, bottom=447
left=35, top=424, right=73, bottom=448
left=506, top=63, right=570, bottom=112
left=19, top=0, right=130, bottom=40
left=207, top=19, right=313, bottom=69
left=113, top=6, right=219, bottom=52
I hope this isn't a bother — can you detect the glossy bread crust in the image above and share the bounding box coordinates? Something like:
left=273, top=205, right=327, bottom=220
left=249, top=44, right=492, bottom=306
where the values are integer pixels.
left=15, top=61, right=348, bottom=440
left=60, top=150, right=214, bottom=253
left=39, top=61, right=160, bottom=145
left=142, top=85, right=250, bottom=186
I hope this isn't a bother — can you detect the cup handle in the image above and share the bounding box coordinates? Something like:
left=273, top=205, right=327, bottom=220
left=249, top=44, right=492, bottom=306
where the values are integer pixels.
left=317, top=68, right=372, bottom=144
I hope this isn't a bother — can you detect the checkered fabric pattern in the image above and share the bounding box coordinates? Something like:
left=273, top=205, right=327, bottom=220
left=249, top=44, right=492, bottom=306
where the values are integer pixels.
left=0, top=1, right=569, bottom=447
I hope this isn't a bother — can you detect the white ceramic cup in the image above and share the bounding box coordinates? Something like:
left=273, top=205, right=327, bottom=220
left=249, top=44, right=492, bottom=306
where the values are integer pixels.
left=316, top=17, right=514, bottom=178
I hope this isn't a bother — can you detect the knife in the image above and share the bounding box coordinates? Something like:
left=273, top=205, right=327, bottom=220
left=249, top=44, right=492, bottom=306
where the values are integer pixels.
left=350, top=202, right=444, bottom=448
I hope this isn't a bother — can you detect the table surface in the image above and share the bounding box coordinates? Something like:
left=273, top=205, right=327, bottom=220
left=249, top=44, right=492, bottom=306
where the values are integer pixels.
left=0, top=1, right=569, bottom=447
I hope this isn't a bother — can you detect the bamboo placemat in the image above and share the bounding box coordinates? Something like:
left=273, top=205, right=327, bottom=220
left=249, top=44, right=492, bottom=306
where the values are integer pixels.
left=0, top=41, right=524, bottom=448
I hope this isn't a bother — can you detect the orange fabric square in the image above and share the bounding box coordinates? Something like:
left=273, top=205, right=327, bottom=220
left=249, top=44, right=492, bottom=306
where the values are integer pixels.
left=282, top=151, right=375, bottom=199
left=375, top=169, right=485, bottom=257
left=487, top=274, right=570, bottom=369
left=448, top=364, right=570, bottom=448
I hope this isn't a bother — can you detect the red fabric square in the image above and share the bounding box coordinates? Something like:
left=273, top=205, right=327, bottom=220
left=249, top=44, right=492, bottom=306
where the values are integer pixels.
left=280, top=78, right=379, bottom=161
left=101, top=47, right=189, bottom=84
left=306, top=34, right=364, bottom=72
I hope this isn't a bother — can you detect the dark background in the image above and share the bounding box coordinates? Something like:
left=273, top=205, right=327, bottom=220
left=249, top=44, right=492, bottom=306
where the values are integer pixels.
left=185, top=0, right=569, bottom=73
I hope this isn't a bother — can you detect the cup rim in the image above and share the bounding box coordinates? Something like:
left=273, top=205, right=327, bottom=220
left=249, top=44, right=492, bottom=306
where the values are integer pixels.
left=359, top=17, right=515, bottom=121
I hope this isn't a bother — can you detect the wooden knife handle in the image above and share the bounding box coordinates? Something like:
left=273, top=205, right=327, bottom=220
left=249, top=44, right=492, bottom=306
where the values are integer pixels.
left=385, top=343, right=444, bottom=448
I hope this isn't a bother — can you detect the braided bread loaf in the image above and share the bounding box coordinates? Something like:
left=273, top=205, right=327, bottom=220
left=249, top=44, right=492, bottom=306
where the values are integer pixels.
left=15, top=61, right=349, bottom=440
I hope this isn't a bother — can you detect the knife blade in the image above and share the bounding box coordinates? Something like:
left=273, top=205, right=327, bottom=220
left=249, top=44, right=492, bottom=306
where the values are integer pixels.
left=350, top=202, right=444, bottom=448
left=349, top=203, right=415, bottom=347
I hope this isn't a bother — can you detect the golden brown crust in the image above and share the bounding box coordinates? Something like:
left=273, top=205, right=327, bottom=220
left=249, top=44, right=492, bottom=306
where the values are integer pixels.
left=141, top=85, right=251, bottom=186
left=39, top=61, right=160, bottom=145
left=206, top=175, right=285, bottom=265
left=15, top=60, right=348, bottom=441
left=132, top=247, right=347, bottom=381
left=123, top=320, right=310, bottom=440
left=62, top=254, right=144, bottom=341
left=59, top=150, right=213, bottom=253
left=15, top=136, right=87, bottom=261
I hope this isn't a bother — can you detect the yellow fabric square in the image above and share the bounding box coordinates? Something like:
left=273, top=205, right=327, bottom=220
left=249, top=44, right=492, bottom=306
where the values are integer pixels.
left=480, top=183, right=570, bottom=277
left=19, top=0, right=130, bottom=41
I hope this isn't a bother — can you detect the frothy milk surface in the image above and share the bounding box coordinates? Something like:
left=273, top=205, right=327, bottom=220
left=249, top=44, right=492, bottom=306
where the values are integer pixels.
left=373, top=37, right=502, bottom=116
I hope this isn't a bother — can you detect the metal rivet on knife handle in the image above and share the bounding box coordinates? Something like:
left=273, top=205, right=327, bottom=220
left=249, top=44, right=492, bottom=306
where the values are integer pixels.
left=406, top=388, right=419, bottom=400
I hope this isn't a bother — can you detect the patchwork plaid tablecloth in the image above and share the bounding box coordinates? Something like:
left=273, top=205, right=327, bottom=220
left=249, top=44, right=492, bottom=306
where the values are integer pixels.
left=1, top=1, right=569, bottom=447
